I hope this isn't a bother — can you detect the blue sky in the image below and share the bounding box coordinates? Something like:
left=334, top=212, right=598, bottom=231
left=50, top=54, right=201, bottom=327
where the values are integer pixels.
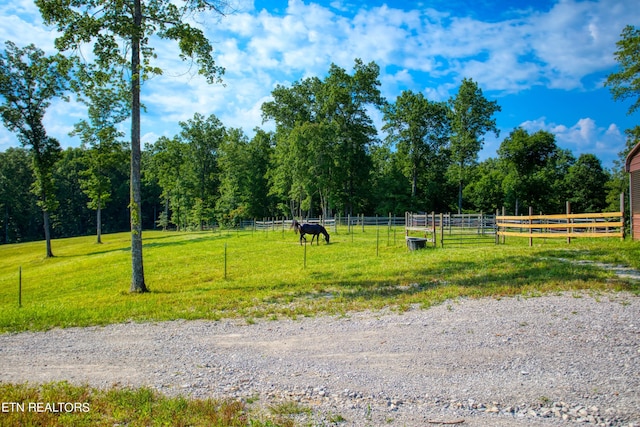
left=0, top=0, right=639, bottom=168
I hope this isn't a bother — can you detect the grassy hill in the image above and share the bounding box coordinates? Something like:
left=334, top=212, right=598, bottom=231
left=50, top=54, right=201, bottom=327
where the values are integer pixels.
left=1, top=226, right=639, bottom=333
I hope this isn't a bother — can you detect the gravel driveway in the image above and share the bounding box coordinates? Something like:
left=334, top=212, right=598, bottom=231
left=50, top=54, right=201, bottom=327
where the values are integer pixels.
left=1, top=293, right=639, bottom=426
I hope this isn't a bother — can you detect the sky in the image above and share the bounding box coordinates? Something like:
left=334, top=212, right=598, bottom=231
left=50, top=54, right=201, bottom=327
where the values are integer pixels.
left=0, top=0, right=639, bottom=168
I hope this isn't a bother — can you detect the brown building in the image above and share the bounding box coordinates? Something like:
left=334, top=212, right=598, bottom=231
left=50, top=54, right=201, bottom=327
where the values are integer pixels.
left=626, top=143, right=640, bottom=239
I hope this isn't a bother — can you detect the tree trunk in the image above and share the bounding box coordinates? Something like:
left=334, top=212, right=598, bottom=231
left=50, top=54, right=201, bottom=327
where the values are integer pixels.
left=411, top=165, right=417, bottom=199
left=130, top=0, right=147, bottom=293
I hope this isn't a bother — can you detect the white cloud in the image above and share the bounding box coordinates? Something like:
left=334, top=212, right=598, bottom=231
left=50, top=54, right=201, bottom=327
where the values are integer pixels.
left=520, top=117, right=625, bottom=166
left=527, top=0, right=634, bottom=90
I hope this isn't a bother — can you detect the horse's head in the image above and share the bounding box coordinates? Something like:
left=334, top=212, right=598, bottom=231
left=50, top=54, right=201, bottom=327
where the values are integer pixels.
left=290, top=219, right=300, bottom=234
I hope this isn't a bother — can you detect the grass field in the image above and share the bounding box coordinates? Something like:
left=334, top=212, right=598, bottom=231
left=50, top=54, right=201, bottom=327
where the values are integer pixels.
left=1, top=227, right=640, bottom=426
left=1, top=226, right=639, bottom=334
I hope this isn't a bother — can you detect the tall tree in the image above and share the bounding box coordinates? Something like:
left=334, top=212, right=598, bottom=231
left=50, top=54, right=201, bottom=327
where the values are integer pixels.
left=178, top=113, right=224, bottom=229
left=148, top=136, right=190, bottom=231
left=383, top=90, right=450, bottom=209
left=0, top=41, right=72, bottom=257
left=320, top=60, right=384, bottom=215
left=262, top=77, right=323, bottom=217
left=71, top=65, right=129, bottom=243
left=448, top=78, right=501, bottom=213
left=605, top=25, right=640, bottom=117
left=498, top=128, right=559, bottom=213
left=463, top=158, right=504, bottom=213
left=216, top=127, right=249, bottom=226
left=37, top=0, right=230, bottom=292
left=565, top=154, right=609, bottom=213
left=263, top=59, right=384, bottom=217
left=245, top=129, right=275, bottom=219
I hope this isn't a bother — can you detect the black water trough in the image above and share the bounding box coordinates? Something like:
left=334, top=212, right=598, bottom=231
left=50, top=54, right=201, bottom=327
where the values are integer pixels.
left=406, top=237, right=429, bottom=251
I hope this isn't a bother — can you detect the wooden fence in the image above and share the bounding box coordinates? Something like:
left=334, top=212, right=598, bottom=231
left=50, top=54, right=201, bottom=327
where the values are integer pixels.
left=496, top=210, right=624, bottom=245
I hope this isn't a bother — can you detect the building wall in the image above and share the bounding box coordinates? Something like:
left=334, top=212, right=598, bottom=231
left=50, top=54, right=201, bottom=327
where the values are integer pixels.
left=632, top=171, right=640, bottom=239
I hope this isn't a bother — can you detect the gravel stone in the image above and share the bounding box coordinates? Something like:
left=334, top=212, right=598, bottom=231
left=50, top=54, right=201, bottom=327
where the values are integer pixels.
left=1, top=292, right=639, bottom=426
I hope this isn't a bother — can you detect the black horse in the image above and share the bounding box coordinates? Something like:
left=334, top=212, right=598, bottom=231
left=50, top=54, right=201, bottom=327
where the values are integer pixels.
left=291, top=219, right=330, bottom=245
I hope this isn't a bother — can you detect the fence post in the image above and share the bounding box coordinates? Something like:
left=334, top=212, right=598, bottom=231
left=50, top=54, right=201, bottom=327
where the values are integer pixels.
left=529, top=206, right=533, bottom=247
left=18, top=266, right=22, bottom=308
left=440, top=213, right=444, bottom=248
left=224, top=243, right=228, bottom=280
left=566, top=201, right=571, bottom=244
left=501, top=207, right=506, bottom=244
left=495, top=209, right=500, bottom=245
left=621, top=192, right=626, bottom=240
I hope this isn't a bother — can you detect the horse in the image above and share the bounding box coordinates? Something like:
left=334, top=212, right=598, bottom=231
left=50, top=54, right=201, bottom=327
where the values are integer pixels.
left=291, top=219, right=330, bottom=245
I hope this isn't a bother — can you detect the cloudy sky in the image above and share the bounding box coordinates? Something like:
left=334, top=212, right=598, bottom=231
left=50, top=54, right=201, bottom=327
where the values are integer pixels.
left=0, top=0, right=638, bottom=168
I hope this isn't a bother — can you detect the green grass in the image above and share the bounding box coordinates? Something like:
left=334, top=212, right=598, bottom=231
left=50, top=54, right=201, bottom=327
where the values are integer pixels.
left=0, top=381, right=293, bottom=427
left=1, top=226, right=639, bottom=333
left=2, top=228, right=639, bottom=426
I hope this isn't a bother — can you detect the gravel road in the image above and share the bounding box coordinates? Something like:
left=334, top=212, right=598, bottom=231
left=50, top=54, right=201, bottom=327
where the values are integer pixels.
left=1, top=292, right=639, bottom=426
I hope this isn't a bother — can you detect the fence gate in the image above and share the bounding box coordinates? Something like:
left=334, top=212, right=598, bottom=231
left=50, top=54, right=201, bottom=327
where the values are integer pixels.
left=405, top=212, right=497, bottom=248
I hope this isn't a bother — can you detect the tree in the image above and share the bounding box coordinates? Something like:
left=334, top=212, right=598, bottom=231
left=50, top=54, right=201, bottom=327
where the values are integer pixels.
left=0, top=41, right=72, bottom=257
left=216, top=127, right=249, bottom=226
left=448, top=78, right=501, bottom=213
left=498, top=128, right=559, bottom=213
left=463, top=158, right=504, bottom=213
left=605, top=25, right=640, bottom=116
left=37, top=0, right=230, bottom=291
left=245, top=129, right=275, bottom=219
left=320, top=60, right=384, bottom=215
left=148, top=136, right=190, bottom=231
left=262, top=77, right=321, bottom=217
left=0, top=148, right=36, bottom=244
left=54, top=147, right=92, bottom=237
left=71, top=65, right=130, bottom=243
left=262, top=59, right=384, bottom=217
left=605, top=25, right=640, bottom=218
left=369, top=145, right=412, bottom=215
left=383, top=90, right=450, bottom=209
left=565, top=154, right=609, bottom=213
left=178, top=113, right=224, bottom=229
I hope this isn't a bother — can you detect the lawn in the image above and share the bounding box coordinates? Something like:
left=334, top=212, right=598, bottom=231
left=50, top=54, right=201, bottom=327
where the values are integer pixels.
left=1, top=226, right=639, bottom=333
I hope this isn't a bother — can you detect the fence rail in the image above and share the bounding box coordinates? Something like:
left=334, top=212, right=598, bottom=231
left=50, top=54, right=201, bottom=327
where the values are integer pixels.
left=497, top=211, right=624, bottom=243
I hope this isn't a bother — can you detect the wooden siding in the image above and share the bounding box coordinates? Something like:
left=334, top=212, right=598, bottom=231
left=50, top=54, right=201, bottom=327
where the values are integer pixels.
left=630, top=155, right=640, bottom=173
left=633, top=171, right=640, bottom=239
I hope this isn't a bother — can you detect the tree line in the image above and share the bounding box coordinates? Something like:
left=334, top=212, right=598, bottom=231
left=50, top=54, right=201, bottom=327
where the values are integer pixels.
left=0, top=59, right=631, bottom=245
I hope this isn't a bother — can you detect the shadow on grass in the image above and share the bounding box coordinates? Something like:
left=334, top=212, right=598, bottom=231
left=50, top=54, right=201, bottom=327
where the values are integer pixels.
left=281, top=255, right=615, bottom=304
